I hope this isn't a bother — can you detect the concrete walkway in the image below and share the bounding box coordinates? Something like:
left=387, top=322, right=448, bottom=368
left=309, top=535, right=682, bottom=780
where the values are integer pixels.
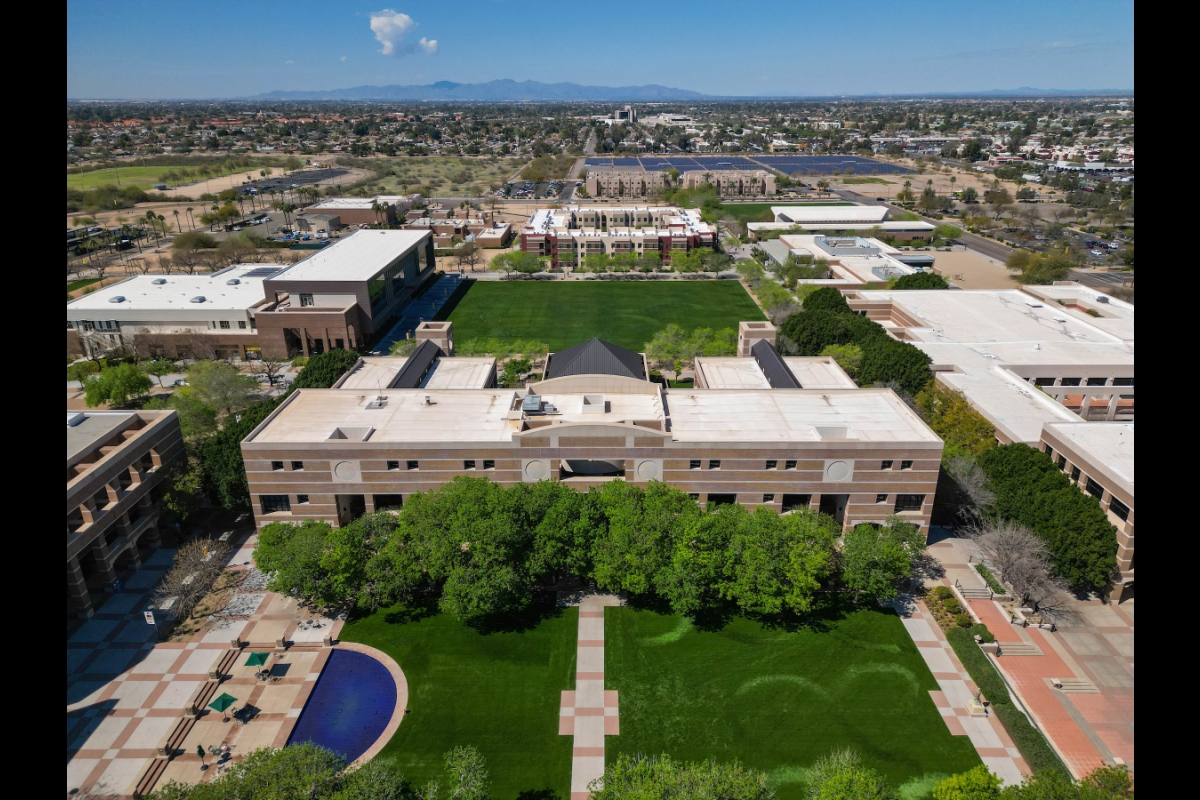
left=559, top=594, right=621, bottom=800
left=889, top=597, right=1029, bottom=785
left=927, top=535, right=1134, bottom=778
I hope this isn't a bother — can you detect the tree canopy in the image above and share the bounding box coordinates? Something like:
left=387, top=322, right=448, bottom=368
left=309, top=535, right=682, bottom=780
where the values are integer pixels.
left=291, top=348, right=360, bottom=389
left=590, top=754, right=773, bottom=800
left=892, top=271, right=950, bottom=290
left=83, top=363, right=152, bottom=407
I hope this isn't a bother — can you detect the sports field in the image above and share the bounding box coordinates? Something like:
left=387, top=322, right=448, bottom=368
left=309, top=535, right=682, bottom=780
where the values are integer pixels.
left=339, top=599, right=576, bottom=800
left=605, top=606, right=981, bottom=799
left=66, top=166, right=175, bottom=191
left=437, top=281, right=765, bottom=352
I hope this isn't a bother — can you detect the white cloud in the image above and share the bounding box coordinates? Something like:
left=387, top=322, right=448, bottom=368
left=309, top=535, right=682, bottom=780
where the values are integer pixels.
left=340, top=56, right=348, bottom=62
left=285, top=60, right=295, bottom=65
left=370, top=9, right=437, bottom=57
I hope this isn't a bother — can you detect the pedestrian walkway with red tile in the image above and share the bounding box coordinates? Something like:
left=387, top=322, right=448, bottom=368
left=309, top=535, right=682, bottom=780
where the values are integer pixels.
left=889, top=597, right=1030, bottom=785
left=67, top=533, right=348, bottom=798
left=926, top=534, right=1134, bottom=779
left=559, top=593, right=621, bottom=800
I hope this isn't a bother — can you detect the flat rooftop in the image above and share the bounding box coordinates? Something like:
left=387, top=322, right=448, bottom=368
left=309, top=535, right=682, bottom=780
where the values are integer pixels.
left=269, top=229, right=430, bottom=283
left=1044, top=422, right=1134, bottom=490
left=338, top=356, right=495, bottom=391
left=248, top=385, right=935, bottom=446
left=67, top=412, right=136, bottom=463
left=695, top=356, right=857, bottom=390
left=858, top=288, right=1135, bottom=443
left=66, top=265, right=280, bottom=314
left=747, top=221, right=936, bottom=233
left=772, top=205, right=889, bottom=224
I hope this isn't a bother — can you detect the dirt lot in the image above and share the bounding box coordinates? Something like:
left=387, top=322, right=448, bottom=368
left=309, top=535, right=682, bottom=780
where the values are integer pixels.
left=932, top=247, right=1022, bottom=290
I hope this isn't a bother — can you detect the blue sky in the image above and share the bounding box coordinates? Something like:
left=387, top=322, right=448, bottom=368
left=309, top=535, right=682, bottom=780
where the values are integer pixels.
left=67, top=0, right=1134, bottom=99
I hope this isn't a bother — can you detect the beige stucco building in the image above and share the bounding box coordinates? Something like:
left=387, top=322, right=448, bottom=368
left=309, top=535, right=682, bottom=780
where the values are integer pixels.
left=240, top=322, right=943, bottom=534
left=67, top=410, right=185, bottom=618
left=520, top=206, right=717, bottom=267
left=585, top=169, right=775, bottom=199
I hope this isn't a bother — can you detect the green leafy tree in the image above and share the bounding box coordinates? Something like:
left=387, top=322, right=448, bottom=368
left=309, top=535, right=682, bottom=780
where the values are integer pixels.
left=856, top=336, right=933, bottom=396
left=142, top=358, right=176, bottom=387
left=143, top=390, right=219, bottom=441
left=932, top=765, right=1002, bottom=800
left=389, top=338, right=420, bottom=357
left=800, top=286, right=851, bottom=314
left=67, top=360, right=100, bottom=384
left=805, top=748, right=897, bottom=800
left=892, top=271, right=950, bottom=290
left=779, top=310, right=853, bottom=356
left=914, top=383, right=996, bottom=458
left=933, top=224, right=962, bottom=242
left=83, top=363, right=152, bottom=407
left=820, top=343, right=863, bottom=379
left=197, top=397, right=282, bottom=509
left=670, top=249, right=704, bottom=273
left=978, top=444, right=1117, bottom=591
left=148, top=742, right=345, bottom=800
left=582, top=253, right=611, bottom=274
left=591, top=753, right=773, bottom=800
left=444, top=745, right=490, bottom=800
left=839, top=518, right=923, bottom=603
left=737, top=259, right=766, bottom=284
left=722, top=507, right=838, bottom=615
left=592, top=481, right=691, bottom=596
left=187, top=360, right=259, bottom=417
left=292, top=348, right=360, bottom=389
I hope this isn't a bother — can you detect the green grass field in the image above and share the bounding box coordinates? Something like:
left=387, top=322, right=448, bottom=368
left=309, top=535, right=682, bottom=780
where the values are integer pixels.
left=605, top=606, right=981, bottom=799
left=339, top=600, right=576, bottom=799
left=437, top=281, right=765, bottom=352
left=842, top=177, right=893, bottom=185
left=66, top=166, right=175, bottom=191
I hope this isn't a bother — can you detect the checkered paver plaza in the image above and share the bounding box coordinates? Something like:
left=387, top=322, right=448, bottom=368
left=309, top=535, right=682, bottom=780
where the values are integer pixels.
left=927, top=534, right=1134, bottom=778
left=67, top=534, right=345, bottom=798
left=559, top=594, right=621, bottom=800
left=889, top=597, right=1029, bottom=785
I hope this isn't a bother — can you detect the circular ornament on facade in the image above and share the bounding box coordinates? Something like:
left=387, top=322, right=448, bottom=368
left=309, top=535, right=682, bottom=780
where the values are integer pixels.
left=333, top=461, right=360, bottom=481
left=826, top=460, right=851, bottom=481
left=637, top=460, right=660, bottom=480
left=525, top=460, right=549, bottom=480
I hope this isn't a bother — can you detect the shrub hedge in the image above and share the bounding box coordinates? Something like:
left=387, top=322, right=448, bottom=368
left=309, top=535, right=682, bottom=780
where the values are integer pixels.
left=993, top=704, right=1071, bottom=777
left=946, top=627, right=1010, bottom=705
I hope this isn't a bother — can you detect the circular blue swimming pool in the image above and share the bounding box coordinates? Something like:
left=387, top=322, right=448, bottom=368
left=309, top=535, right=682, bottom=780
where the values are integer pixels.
left=287, top=649, right=397, bottom=761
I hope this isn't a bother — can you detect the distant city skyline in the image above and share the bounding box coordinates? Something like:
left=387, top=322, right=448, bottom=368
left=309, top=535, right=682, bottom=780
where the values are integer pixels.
left=67, top=0, right=1135, bottom=100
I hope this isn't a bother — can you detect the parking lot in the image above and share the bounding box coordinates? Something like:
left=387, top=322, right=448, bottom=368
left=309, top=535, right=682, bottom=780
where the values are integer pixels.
left=498, top=180, right=564, bottom=200
left=240, top=167, right=350, bottom=194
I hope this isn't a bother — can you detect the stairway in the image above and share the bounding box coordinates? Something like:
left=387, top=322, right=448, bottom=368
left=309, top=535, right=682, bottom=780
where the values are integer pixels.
left=1051, top=677, right=1101, bottom=693
left=959, top=587, right=993, bottom=600
left=998, top=642, right=1043, bottom=657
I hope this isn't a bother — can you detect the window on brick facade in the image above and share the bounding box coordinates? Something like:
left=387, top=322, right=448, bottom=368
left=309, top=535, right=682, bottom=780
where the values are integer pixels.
left=900, top=460, right=913, bottom=470
left=1108, top=497, right=1130, bottom=521
left=464, top=460, right=476, bottom=470
left=763, top=494, right=775, bottom=503
left=709, top=460, right=721, bottom=470
left=387, top=460, right=400, bottom=471
left=765, top=460, right=777, bottom=470
left=876, top=494, right=888, bottom=503
left=1070, top=466, right=1081, bottom=482
left=689, top=460, right=701, bottom=470
left=271, top=461, right=284, bottom=471
left=1085, top=478, right=1104, bottom=499
left=483, top=460, right=495, bottom=470
left=296, top=494, right=310, bottom=504
left=291, top=461, right=304, bottom=471
left=261, top=495, right=291, bottom=514
left=407, top=460, right=420, bottom=470
left=881, top=460, right=893, bottom=470
left=785, top=460, right=797, bottom=470
left=894, top=494, right=925, bottom=512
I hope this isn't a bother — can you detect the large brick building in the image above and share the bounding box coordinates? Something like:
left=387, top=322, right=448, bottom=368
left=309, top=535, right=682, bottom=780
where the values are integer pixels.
left=67, top=229, right=436, bottom=361
left=519, top=206, right=717, bottom=268
left=67, top=410, right=184, bottom=618
left=240, top=322, right=942, bottom=533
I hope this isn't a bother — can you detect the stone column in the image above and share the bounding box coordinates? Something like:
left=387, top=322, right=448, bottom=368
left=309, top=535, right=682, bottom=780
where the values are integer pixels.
left=67, top=558, right=94, bottom=619
left=91, top=540, right=118, bottom=586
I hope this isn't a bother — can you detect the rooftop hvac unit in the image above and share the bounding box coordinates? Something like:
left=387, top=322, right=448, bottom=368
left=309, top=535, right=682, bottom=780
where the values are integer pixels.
left=108, top=295, right=126, bottom=303
left=152, top=278, right=167, bottom=285
left=190, top=296, right=206, bottom=303
left=367, top=395, right=388, bottom=409
left=226, top=278, right=241, bottom=285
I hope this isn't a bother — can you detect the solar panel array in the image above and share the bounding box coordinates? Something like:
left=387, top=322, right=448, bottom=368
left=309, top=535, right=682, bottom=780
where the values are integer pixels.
left=583, top=155, right=912, bottom=175
left=243, top=267, right=284, bottom=278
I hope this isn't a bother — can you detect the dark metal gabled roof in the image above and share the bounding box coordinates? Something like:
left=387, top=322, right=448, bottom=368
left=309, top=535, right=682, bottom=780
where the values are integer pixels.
left=751, top=339, right=802, bottom=389
left=390, top=339, right=444, bottom=388
left=544, top=338, right=646, bottom=380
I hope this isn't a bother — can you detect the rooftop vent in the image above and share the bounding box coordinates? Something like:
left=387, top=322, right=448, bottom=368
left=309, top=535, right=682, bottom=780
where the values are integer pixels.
left=151, top=278, right=167, bottom=285
left=108, top=295, right=126, bottom=303
left=582, top=393, right=606, bottom=413
left=190, top=296, right=206, bottom=303
left=226, top=278, right=241, bottom=285
left=1096, top=295, right=1110, bottom=304
left=66, top=412, right=86, bottom=427
left=366, top=395, right=388, bottom=409
left=1023, top=299, right=1043, bottom=307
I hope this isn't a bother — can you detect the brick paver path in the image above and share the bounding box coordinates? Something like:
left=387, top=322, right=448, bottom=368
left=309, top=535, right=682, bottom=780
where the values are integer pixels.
left=559, top=594, right=621, bottom=800
left=927, top=534, right=1134, bottom=778
left=889, top=597, right=1029, bottom=785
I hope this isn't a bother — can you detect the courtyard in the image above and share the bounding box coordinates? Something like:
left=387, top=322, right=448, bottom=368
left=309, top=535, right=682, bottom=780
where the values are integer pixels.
left=436, top=280, right=765, bottom=352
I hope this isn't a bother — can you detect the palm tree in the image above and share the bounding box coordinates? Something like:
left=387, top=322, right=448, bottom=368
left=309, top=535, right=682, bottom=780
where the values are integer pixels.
left=157, top=214, right=167, bottom=237
left=173, top=209, right=181, bottom=233
left=185, top=206, right=195, bottom=229
left=209, top=204, right=220, bottom=231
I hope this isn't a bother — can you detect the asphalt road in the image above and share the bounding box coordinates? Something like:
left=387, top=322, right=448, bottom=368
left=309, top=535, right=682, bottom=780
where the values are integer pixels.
left=1070, top=270, right=1133, bottom=291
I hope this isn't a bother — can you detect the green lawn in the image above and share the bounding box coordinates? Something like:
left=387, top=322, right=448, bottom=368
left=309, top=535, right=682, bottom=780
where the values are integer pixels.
left=605, top=606, right=981, bottom=799
left=67, top=166, right=176, bottom=191
left=438, top=281, right=765, bottom=352
left=842, top=177, right=894, bottom=185
left=339, top=599, right=577, bottom=799
left=67, top=278, right=101, bottom=293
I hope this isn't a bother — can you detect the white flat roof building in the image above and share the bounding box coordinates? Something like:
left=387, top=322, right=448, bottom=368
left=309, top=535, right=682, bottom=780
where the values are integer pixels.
left=66, top=265, right=281, bottom=332
left=853, top=286, right=1134, bottom=444
left=336, top=356, right=497, bottom=391
left=773, top=235, right=918, bottom=287
left=772, top=205, right=890, bottom=224
left=747, top=220, right=936, bottom=235
left=269, top=229, right=430, bottom=283
left=693, top=356, right=858, bottom=391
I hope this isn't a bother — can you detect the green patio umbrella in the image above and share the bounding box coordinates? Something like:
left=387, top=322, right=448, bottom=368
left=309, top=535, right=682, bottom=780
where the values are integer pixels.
left=209, top=693, right=237, bottom=713
left=245, top=652, right=271, bottom=667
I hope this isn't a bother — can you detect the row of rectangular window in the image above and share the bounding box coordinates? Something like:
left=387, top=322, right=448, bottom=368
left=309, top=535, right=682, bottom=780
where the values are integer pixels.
left=260, top=493, right=404, bottom=514
left=1034, top=377, right=1132, bottom=387
left=1045, top=446, right=1130, bottom=522
left=690, top=459, right=913, bottom=471
left=214, top=320, right=248, bottom=329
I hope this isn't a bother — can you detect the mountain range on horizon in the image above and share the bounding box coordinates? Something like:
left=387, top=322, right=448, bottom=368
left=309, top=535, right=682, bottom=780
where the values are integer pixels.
left=247, top=79, right=1132, bottom=103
